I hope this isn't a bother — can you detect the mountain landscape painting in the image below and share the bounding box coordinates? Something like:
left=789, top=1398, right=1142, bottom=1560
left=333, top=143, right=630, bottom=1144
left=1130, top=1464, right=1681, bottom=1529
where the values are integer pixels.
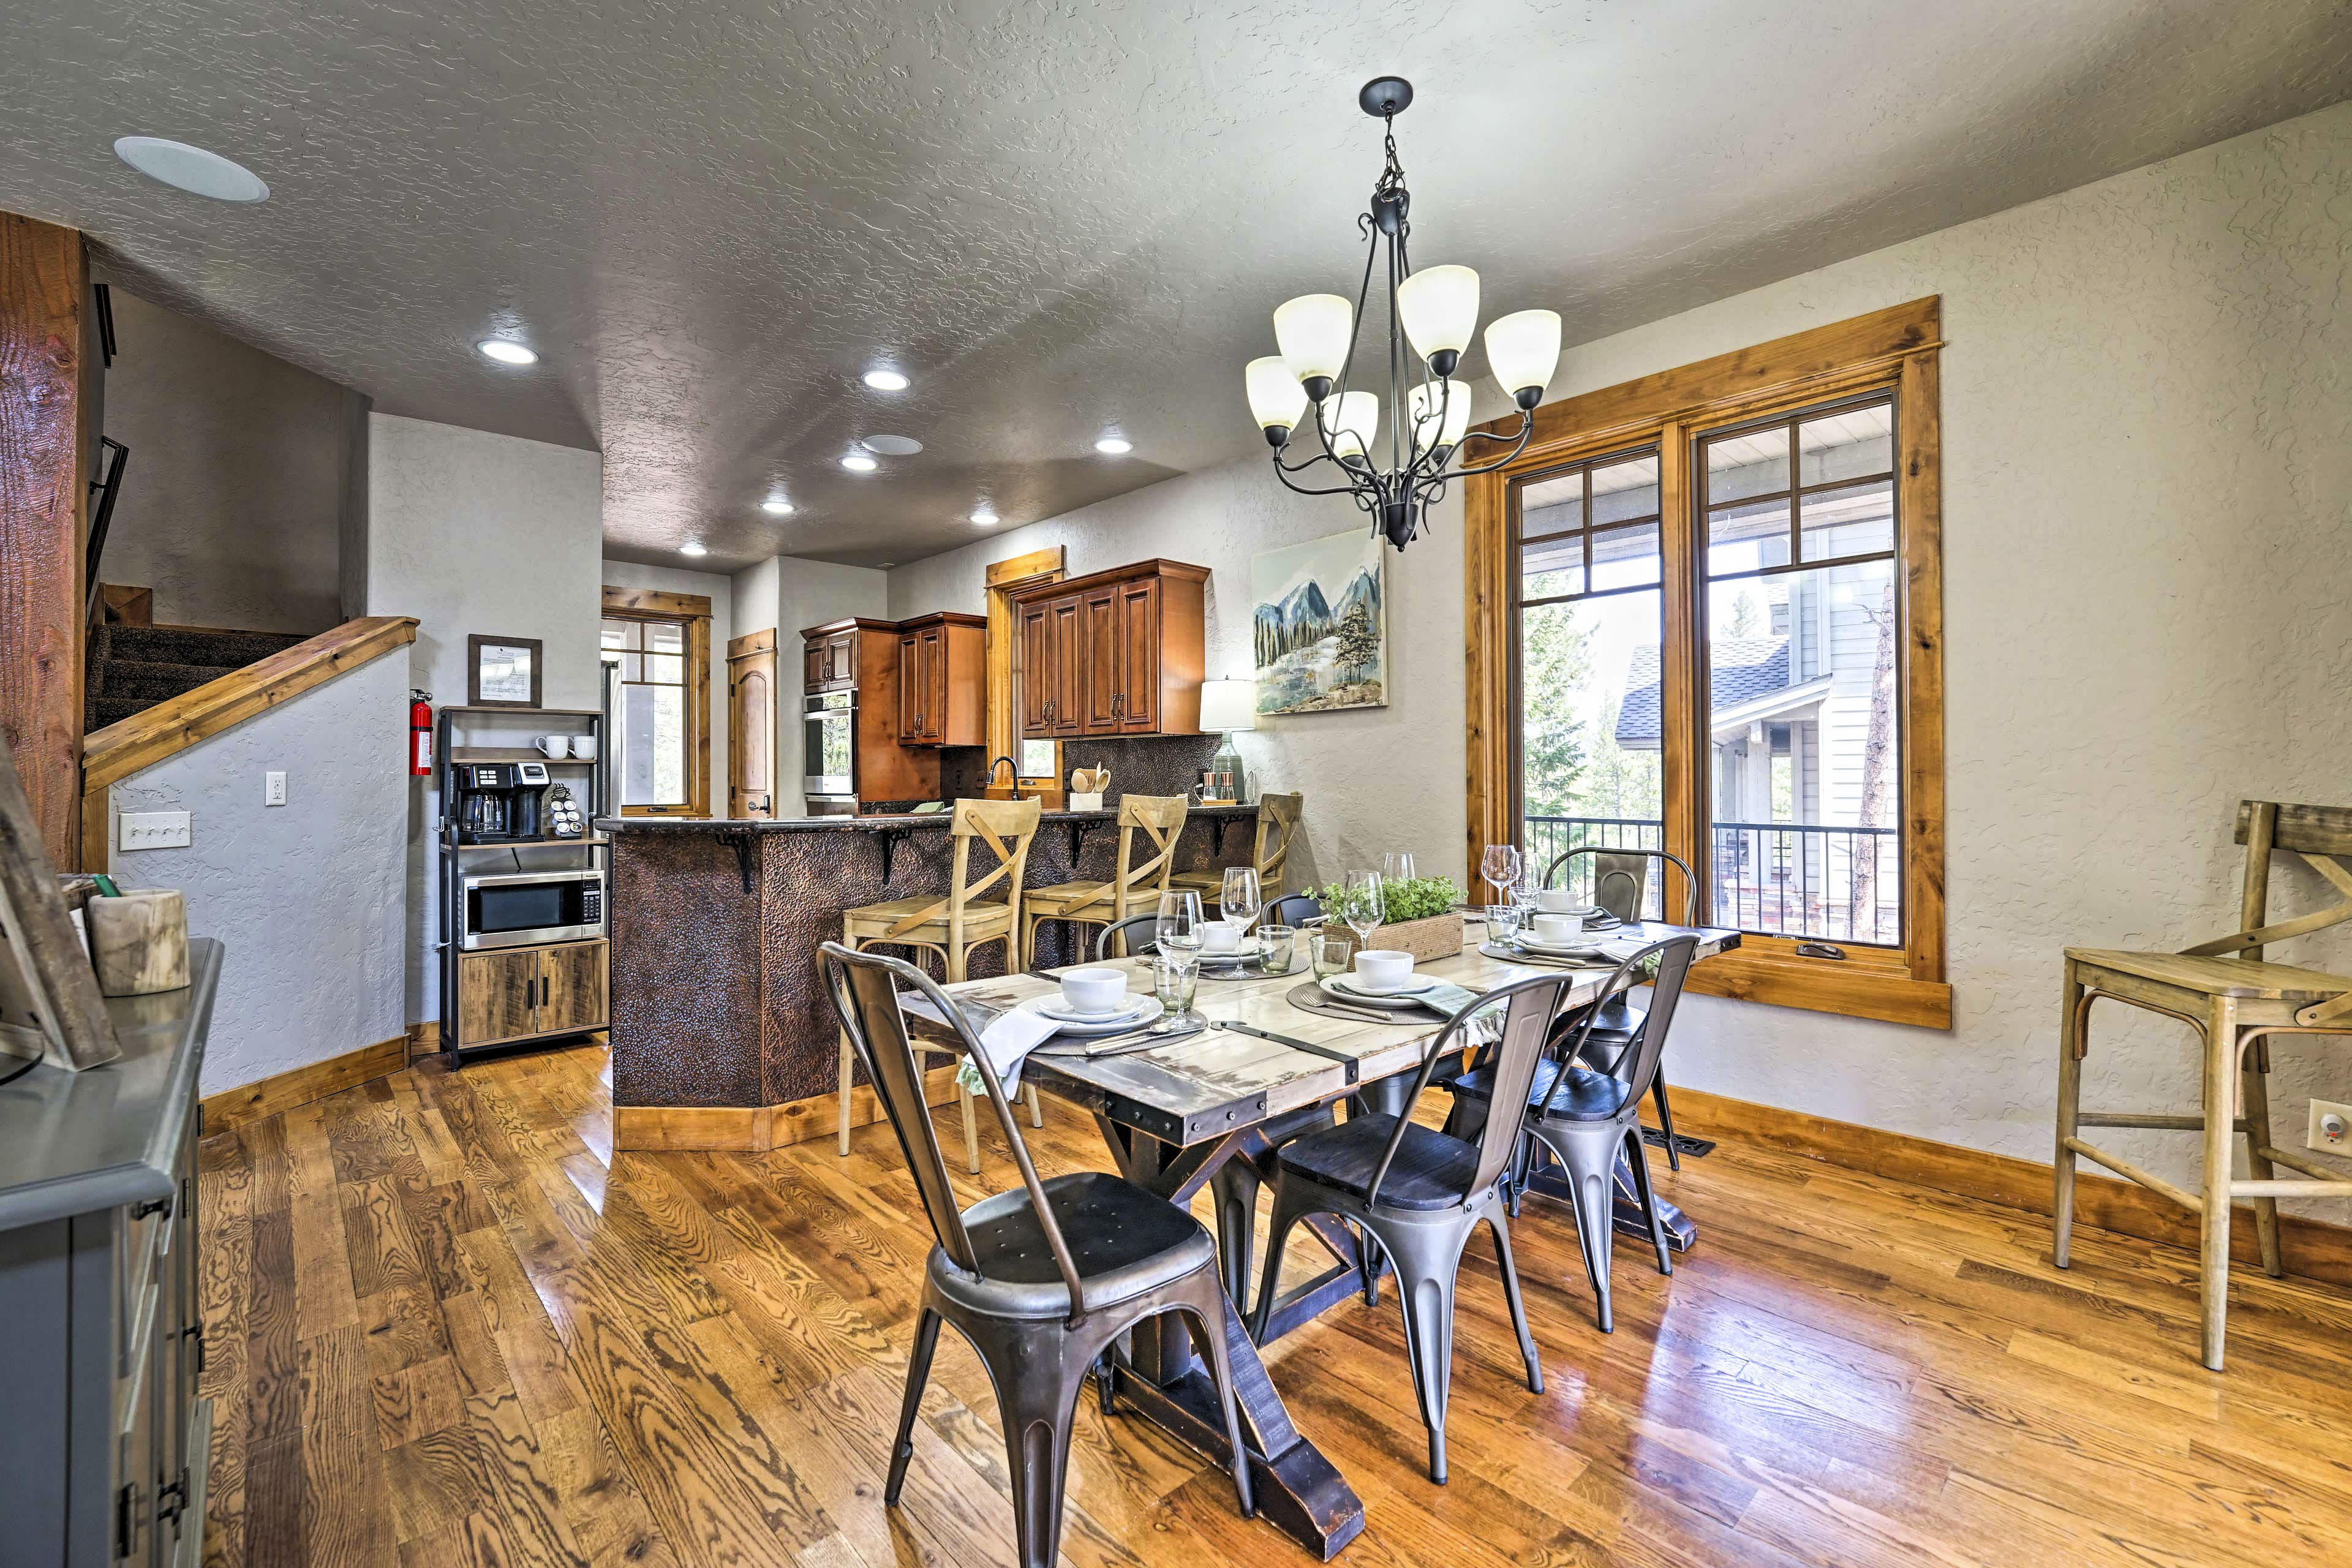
left=1250, top=528, right=1387, bottom=715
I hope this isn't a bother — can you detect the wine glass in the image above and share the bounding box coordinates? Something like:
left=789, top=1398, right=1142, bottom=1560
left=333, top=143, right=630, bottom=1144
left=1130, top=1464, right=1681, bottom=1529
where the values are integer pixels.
left=1480, top=843, right=1522, bottom=907
left=1155, top=889, right=1204, bottom=968
left=1339, top=869, right=1385, bottom=951
left=1220, top=866, right=1262, bottom=935
left=1381, top=851, right=1416, bottom=887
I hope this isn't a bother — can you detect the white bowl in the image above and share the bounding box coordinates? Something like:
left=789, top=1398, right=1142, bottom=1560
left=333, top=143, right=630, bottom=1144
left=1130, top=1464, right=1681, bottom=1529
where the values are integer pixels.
left=1534, top=888, right=1578, bottom=913
left=1200, top=919, right=1245, bottom=956
left=1351, top=948, right=1416, bottom=994
left=1059, top=967, right=1129, bottom=1016
left=1531, top=912, right=1588, bottom=943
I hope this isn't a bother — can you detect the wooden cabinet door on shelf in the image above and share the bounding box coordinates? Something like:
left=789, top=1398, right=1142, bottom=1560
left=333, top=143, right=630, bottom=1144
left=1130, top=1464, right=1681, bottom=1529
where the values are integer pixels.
left=539, top=940, right=609, bottom=1034
left=1019, top=601, right=1055, bottom=739
left=458, top=948, right=540, bottom=1046
left=896, top=631, right=924, bottom=741
left=1049, top=594, right=1085, bottom=737
left=1117, top=574, right=1162, bottom=732
left=1081, top=585, right=1122, bottom=734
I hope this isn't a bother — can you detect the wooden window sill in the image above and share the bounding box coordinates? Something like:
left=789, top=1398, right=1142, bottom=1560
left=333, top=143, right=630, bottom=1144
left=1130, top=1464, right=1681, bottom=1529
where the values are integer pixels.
left=1689, top=947, right=1953, bottom=1030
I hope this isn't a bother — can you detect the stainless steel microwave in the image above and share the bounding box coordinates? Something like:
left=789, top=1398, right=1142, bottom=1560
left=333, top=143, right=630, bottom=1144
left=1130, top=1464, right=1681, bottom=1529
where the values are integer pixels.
left=459, top=867, right=606, bottom=950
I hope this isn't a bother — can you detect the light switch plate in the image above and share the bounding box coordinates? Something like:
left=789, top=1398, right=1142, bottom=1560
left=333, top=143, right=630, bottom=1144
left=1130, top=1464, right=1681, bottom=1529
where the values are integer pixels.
left=119, top=810, right=191, bottom=850
left=265, top=770, right=287, bottom=806
left=2310, top=1099, right=2351, bottom=1154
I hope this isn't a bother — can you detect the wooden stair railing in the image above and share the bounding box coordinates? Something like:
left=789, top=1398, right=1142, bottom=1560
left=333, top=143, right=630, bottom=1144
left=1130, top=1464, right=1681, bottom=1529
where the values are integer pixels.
left=80, top=615, right=419, bottom=872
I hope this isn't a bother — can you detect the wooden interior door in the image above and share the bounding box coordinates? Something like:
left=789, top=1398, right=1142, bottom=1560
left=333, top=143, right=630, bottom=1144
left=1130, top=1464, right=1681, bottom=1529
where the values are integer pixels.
left=728, top=634, right=777, bottom=816
left=538, top=940, right=609, bottom=1033
left=1081, top=586, right=1122, bottom=733
left=1117, top=576, right=1161, bottom=732
left=457, top=949, right=540, bottom=1046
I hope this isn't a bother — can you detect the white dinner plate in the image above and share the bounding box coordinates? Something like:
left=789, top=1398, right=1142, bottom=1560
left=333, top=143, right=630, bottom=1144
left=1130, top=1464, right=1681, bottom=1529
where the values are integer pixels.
left=1021, top=995, right=1166, bottom=1035
left=1319, top=974, right=1438, bottom=1009
left=1507, top=935, right=1615, bottom=959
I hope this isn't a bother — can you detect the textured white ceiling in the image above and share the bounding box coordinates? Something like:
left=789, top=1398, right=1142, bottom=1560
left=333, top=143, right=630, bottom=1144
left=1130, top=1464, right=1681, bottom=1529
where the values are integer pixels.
left=2, top=1, right=2345, bottom=570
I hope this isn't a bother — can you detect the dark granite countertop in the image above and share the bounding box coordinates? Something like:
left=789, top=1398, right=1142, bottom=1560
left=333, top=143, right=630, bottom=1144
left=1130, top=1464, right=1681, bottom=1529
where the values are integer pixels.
left=596, top=803, right=1257, bottom=834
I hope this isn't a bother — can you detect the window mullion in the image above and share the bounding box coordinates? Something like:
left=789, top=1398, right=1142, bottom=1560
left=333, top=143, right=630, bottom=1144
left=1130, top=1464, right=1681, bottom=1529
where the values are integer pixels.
left=1656, top=418, right=1704, bottom=925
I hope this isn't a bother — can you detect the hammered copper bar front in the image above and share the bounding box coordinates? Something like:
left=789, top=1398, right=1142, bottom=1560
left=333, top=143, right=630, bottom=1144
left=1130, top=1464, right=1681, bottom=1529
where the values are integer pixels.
left=597, top=806, right=1259, bottom=1147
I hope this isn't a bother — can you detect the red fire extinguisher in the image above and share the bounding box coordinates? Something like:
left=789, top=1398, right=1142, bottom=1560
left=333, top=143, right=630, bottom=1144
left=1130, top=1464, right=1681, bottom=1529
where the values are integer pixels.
left=410, top=691, right=434, bottom=776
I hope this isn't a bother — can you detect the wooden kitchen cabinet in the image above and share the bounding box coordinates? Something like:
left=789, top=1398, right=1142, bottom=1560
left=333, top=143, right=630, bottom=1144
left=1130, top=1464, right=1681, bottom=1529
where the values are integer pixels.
left=803, top=625, right=859, bottom=691
left=892, top=611, right=986, bottom=745
left=456, top=939, right=608, bottom=1049
left=1011, top=559, right=1206, bottom=741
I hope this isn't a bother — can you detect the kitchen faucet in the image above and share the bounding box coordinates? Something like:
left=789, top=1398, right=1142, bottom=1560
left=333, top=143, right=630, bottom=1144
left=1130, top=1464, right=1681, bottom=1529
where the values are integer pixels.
left=988, top=755, right=1017, bottom=787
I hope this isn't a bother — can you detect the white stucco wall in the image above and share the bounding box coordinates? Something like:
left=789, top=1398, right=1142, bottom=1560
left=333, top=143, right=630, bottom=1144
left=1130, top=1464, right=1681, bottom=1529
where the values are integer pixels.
left=886, top=480, right=1463, bottom=894
left=886, top=102, right=2352, bottom=1216
left=600, top=557, right=734, bottom=810
left=365, top=413, right=605, bottom=1021
left=735, top=555, right=889, bottom=809
left=107, top=649, right=409, bottom=1094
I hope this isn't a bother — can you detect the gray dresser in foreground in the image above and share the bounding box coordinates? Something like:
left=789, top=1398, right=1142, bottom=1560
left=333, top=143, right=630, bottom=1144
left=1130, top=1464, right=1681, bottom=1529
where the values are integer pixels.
left=0, top=939, right=221, bottom=1567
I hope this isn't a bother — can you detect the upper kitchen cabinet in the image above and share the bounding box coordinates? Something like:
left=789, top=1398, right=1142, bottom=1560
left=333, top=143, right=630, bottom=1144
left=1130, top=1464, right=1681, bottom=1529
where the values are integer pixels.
left=894, top=611, right=986, bottom=746
left=1011, top=559, right=1206, bottom=741
left=802, top=621, right=862, bottom=691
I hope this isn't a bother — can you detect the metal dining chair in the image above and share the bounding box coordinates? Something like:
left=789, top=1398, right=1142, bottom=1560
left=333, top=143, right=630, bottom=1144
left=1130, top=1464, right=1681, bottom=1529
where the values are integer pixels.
left=1539, top=845, right=1697, bottom=1168
left=818, top=941, right=1254, bottom=1567
left=1246, top=971, right=1577, bottom=1484
left=1512, top=935, right=1698, bottom=1332
left=1094, top=912, right=1159, bottom=961
left=1265, top=891, right=1324, bottom=929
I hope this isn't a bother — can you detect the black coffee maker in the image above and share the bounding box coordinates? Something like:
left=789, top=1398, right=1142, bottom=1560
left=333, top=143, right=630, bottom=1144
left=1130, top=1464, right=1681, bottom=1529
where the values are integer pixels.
left=454, top=761, right=549, bottom=843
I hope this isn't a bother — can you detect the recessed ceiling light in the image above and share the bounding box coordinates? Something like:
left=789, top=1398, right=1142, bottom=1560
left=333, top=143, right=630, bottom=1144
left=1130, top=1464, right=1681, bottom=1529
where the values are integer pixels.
left=113, top=136, right=269, bottom=202
left=862, top=368, right=910, bottom=392
left=477, top=339, right=537, bottom=366
left=761, top=497, right=795, bottom=514
left=679, top=541, right=707, bottom=557
left=1095, top=436, right=1134, bottom=455
left=862, top=434, right=923, bottom=456
left=971, top=507, right=999, bottom=526
left=841, top=453, right=879, bottom=472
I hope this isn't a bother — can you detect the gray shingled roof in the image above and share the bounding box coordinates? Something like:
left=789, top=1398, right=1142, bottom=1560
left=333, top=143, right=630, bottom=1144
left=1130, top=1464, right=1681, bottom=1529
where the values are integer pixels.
left=1613, top=636, right=1791, bottom=746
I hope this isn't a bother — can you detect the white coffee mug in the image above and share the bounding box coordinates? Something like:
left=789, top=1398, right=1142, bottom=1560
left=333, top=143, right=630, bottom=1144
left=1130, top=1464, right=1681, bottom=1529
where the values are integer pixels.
left=1199, top=920, right=1245, bottom=956
left=569, top=734, right=597, bottom=760
left=1535, top=888, right=1578, bottom=913
left=537, top=735, right=570, bottom=758
left=1059, top=967, right=1128, bottom=1016
left=1531, top=911, right=1587, bottom=943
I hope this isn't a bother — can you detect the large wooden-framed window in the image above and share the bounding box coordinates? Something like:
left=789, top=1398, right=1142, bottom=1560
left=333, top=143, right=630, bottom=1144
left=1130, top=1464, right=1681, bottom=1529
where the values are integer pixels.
left=601, top=586, right=711, bottom=816
left=1466, top=298, right=1950, bottom=1028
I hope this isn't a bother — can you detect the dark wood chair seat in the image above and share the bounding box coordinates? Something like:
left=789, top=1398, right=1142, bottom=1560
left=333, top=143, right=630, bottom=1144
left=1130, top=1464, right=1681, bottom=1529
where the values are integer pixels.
left=941, top=1171, right=1217, bottom=1318
left=1443, top=1057, right=1636, bottom=1121
left=1274, top=1114, right=1480, bottom=1211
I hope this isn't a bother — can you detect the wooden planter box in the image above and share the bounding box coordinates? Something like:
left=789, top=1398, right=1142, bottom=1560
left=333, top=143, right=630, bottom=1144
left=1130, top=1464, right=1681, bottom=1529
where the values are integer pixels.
left=1321, top=913, right=1464, bottom=965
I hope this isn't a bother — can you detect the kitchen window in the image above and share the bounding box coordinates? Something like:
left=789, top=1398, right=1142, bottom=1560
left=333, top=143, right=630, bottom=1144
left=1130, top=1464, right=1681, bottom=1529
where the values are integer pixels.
left=1468, top=300, right=1949, bottom=1028
left=601, top=587, right=712, bottom=816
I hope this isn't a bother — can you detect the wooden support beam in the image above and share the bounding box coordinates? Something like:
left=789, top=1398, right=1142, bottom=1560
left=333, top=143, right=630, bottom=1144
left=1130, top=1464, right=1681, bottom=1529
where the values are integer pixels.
left=0, top=211, right=89, bottom=868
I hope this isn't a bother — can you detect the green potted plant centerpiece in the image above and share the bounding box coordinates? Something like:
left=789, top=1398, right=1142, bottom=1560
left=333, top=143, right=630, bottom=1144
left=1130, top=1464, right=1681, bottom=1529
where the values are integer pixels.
left=1314, top=873, right=1466, bottom=963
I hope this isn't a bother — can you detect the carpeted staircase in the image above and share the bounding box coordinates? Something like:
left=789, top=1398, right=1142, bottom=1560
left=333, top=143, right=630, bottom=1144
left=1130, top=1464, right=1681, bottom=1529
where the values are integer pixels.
left=85, top=622, right=311, bottom=731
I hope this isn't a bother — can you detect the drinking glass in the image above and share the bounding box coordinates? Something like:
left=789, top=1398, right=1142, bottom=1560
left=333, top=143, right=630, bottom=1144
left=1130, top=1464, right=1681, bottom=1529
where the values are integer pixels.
left=1219, top=866, right=1263, bottom=936
left=1381, top=851, right=1416, bottom=887
left=1487, top=903, right=1524, bottom=947
left=1338, top=870, right=1385, bottom=949
left=1155, top=889, right=1204, bottom=970
left=1257, top=924, right=1297, bottom=973
left=1480, top=843, right=1522, bottom=907
left=1312, top=932, right=1352, bottom=979
left=1152, top=954, right=1199, bottom=1016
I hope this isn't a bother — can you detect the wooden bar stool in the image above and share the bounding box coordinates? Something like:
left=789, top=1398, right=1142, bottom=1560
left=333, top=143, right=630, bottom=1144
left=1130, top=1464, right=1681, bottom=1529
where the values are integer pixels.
left=1172, top=791, right=1302, bottom=900
left=1021, top=794, right=1188, bottom=968
left=841, top=796, right=1043, bottom=1171
left=2054, top=799, right=2352, bottom=1368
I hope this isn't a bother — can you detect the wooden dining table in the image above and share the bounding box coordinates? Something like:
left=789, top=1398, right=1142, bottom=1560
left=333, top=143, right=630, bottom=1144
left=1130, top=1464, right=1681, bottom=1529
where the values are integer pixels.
left=907, top=919, right=1739, bottom=1559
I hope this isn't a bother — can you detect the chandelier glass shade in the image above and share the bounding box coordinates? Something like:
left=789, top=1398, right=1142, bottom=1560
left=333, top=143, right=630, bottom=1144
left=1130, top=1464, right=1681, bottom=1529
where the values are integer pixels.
left=1246, top=77, right=1561, bottom=549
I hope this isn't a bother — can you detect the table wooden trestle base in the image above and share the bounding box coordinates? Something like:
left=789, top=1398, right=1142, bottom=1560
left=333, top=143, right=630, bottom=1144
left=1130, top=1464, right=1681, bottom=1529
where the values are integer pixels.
left=911, top=922, right=1739, bottom=1557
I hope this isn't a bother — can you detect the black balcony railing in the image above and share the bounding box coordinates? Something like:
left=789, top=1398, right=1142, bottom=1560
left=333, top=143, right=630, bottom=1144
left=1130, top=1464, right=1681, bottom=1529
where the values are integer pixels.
left=1523, top=814, right=1901, bottom=944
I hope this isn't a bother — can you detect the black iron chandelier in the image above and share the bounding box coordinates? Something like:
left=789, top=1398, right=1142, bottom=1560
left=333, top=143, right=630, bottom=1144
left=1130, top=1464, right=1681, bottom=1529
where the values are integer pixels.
left=1246, top=76, right=1561, bottom=551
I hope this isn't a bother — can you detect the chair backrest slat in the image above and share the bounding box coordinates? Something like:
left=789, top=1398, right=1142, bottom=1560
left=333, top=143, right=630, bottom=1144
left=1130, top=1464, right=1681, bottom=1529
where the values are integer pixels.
left=885, top=796, right=1042, bottom=940
left=1115, top=794, right=1189, bottom=908
left=1253, top=793, right=1303, bottom=894
left=2190, top=800, right=2352, bottom=963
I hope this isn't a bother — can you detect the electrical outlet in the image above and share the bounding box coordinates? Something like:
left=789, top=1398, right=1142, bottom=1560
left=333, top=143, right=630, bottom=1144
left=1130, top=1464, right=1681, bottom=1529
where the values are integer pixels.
left=119, top=810, right=190, bottom=850
left=265, top=770, right=287, bottom=807
left=2312, top=1099, right=2351, bottom=1155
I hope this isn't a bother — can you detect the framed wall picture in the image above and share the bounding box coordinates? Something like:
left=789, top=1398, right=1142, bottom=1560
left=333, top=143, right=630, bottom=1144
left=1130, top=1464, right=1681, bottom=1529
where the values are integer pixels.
left=468, top=634, right=544, bottom=707
left=1250, top=528, right=1388, bottom=714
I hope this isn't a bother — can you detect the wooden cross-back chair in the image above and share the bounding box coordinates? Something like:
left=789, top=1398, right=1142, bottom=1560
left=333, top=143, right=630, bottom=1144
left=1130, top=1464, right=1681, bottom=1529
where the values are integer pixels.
left=1173, top=791, right=1303, bottom=902
left=841, top=797, right=1044, bottom=1170
left=2055, top=799, right=2352, bottom=1368
left=1021, top=794, right=1189, bottom=968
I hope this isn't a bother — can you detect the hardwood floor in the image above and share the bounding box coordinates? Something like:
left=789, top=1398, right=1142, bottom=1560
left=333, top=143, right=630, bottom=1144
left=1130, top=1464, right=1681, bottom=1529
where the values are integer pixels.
left=196, top=1041, right=2352, bottom=1568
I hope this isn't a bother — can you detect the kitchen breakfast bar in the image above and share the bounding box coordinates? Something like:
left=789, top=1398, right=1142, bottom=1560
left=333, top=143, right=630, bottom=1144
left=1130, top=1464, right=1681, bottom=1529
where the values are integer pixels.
left=598, top=804, right=1259, bottom=1150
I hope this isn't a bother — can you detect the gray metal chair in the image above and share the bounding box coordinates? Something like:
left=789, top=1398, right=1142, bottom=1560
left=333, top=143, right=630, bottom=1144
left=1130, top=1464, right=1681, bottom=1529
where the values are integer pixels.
left=1265, top=891, right=1324, bottom=929
left=1245, top=971, right=1577, bottom=1484
left=1540, top=844, right=1697, bottom=1168
left=1513, top=934, right=1699, bottom=1332
left=1093, top=912, right=1159, bottom=962
left=818, top=941, right=1254, bottom=1566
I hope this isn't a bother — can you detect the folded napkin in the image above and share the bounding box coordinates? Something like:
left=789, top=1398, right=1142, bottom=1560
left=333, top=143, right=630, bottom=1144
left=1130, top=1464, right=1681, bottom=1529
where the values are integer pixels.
left=956, top=1004, right=1060, bottom=1098
left=1417, top=979, right=1487, bottom=1017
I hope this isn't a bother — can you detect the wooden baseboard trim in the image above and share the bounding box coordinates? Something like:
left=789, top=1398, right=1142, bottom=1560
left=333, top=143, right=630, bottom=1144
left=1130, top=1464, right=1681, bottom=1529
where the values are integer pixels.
left=614, top=1063, right=963, bottom=1152
left=407, top=1020, right=440, bottom=1061
left=1669, top=1084, right=2352, bottom=1289
left=200, top=1035, right=409, bottom=1136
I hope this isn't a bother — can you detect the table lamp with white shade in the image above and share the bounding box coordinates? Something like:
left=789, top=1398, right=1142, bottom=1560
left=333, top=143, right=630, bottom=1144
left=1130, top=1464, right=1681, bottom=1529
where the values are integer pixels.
left=1197, top=679, right=1257, bottom=801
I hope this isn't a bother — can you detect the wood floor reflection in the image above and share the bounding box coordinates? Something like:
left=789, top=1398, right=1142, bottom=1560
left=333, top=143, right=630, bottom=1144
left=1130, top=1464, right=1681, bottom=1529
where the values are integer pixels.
left=195, top=1041, right=2352, bottom=1567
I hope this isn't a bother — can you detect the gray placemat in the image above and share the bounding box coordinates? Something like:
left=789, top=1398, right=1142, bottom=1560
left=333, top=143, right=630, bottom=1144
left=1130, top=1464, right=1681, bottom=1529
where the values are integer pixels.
left=1478, top=940, right=1614, bottom=970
